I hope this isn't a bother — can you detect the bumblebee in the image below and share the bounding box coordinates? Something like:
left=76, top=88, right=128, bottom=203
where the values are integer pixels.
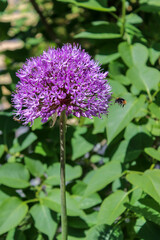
left=115, top=97, right=127, bottom=107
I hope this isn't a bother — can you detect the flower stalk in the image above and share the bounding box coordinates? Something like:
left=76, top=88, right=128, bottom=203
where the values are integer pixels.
left=59, top=110, right=67, bottom=240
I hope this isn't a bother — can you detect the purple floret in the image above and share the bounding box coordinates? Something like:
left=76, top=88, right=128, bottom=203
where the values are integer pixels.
left=12, top=43, right=112, bottom=125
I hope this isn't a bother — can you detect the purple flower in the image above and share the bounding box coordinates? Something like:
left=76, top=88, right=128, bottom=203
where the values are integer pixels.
left=12, top=43, right=112, bottom=125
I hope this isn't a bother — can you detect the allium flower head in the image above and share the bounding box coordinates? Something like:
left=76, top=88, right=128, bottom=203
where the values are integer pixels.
left=12, top=43, right=112, bottom=125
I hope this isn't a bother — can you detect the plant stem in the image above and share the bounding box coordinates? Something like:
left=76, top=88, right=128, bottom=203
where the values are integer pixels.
left=121, top=0, right=126, bottom=37
left=59, top=111, right=67, bottom=240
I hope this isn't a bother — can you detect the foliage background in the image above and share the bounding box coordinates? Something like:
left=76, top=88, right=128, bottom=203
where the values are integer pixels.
left=0, top=0, right=160, bottom=239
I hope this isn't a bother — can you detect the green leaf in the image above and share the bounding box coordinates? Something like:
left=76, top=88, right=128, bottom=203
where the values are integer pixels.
left=105, top=123, right=152, bottom=163
left=9, top=132, right=37, bottom=154
left=126, top=13, right=143, bottom=24
left=31, top=117, right=43, bottom=130
left=109, top=80, right=127, bottom=96
left=0, top=197, right=28, bottom=235
left=126, top=201, right=160, bottom=226
left=130, top=188, right=143, bottom=205
left=44, top=163, right=82, bottom=185
left=71, top=135, right=93, bottom=160
left=126, top=169, right=160, bottom=204
left=149, top=43, right=160, bottom=65
left=73, top=192, right=101, bottom=210
left=109, top=61, right=131, bottom=86
left=106, top=133, right=152, bottom=163
left=118, top=42, right=148, bottom=68
left=139, top=0, right=160, bottom=12
left=0, top=163, right=30, bottom=188
left=106, top=94, right=146, bottom=144
left=137, top=220, right=160, bottom=240
left=75, top=21, right=120, bottom=39
left=98, top=190, right=129, bottom=225
left=30, top=204, right=57, bottom=240
left=57, top=0, right=116, bottom=12
left=86, top=224, right=123, bottom=240
left=95, top=42, right=120, bottom=65
left=149, top=102, right=160, bottom=119
left=84, top=161, right=121, bottom=196
left=127, top=66, right=160, bottom=95
left=24, top=156, right=46, bottom=177
left=0, top=189, right=10, bottom=205
left=6, top=229, right=26, bottom=240
left=144, top=147, right=160, bottom=161
left=93, top=115, right=108, bottom=134
left=42, top=189, right=84, bottom=216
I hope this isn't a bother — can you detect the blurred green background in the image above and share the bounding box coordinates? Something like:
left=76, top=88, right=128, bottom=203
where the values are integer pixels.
left=0, top=0, right=160, bottom=239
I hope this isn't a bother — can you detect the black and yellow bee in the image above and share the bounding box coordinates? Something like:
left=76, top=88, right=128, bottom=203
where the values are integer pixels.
left=115, top=97, right=127, bottom=107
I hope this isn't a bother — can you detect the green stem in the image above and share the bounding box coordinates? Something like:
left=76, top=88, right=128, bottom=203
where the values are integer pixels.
left=59, top=111, right=67, bottom=240
left=121, top=0, right=126, bottom=37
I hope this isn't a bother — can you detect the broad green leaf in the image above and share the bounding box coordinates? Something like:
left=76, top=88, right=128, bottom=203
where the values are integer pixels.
left=6, top=229, right=26, bottom=240
left=149, top=43, right=160, bottom=65
left=24, top=156, right=46, bottom=177
left=130, top=188, right=143, bottom=205
left=144, top=147, right=160, bottom=161
left=0, top=163, right=30, bottom=188
left=90, top=155, right=101, bottom=163
left=139, top=0, right=160, bottom=12
left=127, top=66, right=160, bottom=95
left=126, top=201, right=160, bottom=226
left=71, top=135, right=93, bottom=160
left=0, top=189, right=10, bottom=205
left=75, top=21, right=120, bottom=39
left=106, top=123, right=152, bottom=163
left=124, top=122, right=150, bottom=140
left=137, top=220, right=160, bottom=240
left=30, top=204, right=57, bottom=240
left=73, top=192, right=101, bottom=209
left=44, top=163, right=82, bottom=185
left=106, top=94, right=146, bottom=144
left=6, top=228, right=15, bottom=240
left=95, top=42, right=120, bottom=65
left=107, top=135, right=152, bottom=163
left=57, top=0, right=116, bottom=12
left=126, top=13, right=143, bottom=24
left=109, top=61, right=131, bottom=86
left=9, top=132, right=37, bottom=154
left=31, top=117, right=43, bottom=130
left=105, top=123, right=153, bottom=163
left=34, top=142, right=48, bottom=156
left=86, top=224, right=123, bottom=240
left=146, top=118, right=160, bottom=137
left=109, top=80, right=127, bottom=97
left=98, top=190, right=129, bottom=225
left=42, top=188, right=84, bottom=216
left=84, top=161, right=121, bottom=196
left=149, top=102, right=160, bottom=119
left=93, top=115, right=108, bottom=134
left=0, top=197, right=28, bottom=235
left=126, top=169, right=160, bottom=204
left=118, top=42, right=148, bottom=68
left=74, top=212, right=97, bottom=228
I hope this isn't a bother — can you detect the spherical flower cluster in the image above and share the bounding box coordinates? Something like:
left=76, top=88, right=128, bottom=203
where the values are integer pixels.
left=12, top=44, right=112, bottom=125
